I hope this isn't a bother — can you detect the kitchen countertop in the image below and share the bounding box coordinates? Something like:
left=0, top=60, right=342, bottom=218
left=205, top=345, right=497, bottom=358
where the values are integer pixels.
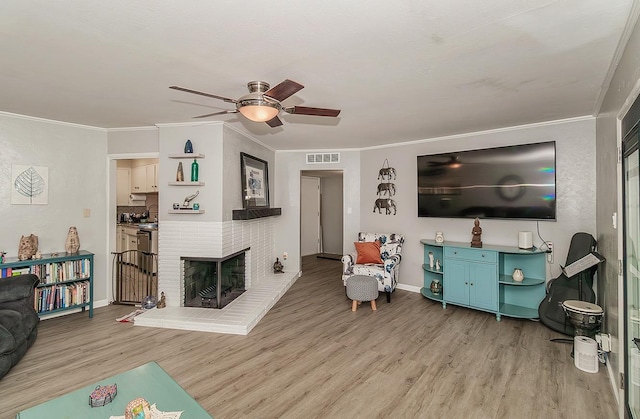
left=117, top=222, right=158, bottom=231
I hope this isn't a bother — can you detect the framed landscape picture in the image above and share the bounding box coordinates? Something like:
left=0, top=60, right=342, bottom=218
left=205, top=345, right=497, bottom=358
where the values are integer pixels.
left=240, top=152, right=269, bottom=208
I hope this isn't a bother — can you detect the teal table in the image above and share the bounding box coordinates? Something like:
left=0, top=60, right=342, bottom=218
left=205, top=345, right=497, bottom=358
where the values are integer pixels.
left=16, top=362, right=212, bottom=418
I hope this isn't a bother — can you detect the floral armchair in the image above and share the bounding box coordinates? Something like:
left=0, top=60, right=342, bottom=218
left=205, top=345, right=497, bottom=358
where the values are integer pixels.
left=341, top=232, right=404, bottom=303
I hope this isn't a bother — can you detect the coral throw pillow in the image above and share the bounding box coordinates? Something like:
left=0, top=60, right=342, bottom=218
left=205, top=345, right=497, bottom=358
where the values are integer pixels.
left=354, top=241, right=383, bottom=264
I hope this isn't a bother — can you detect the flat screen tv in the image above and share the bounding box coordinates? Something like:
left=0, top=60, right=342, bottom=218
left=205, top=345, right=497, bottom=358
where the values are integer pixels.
left=417, top=141, right=556, bottom=220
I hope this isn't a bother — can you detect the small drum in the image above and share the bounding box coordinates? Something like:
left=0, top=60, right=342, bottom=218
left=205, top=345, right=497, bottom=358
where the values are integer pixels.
left=562, top=300, right=603, bottom=336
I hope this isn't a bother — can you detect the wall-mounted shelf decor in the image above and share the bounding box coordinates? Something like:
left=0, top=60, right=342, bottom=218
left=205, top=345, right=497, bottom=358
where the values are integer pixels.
left=374, top=159, right=397, bottom=215
left=168, top=181, right=205, bottom=186
left=168, top=209, right=205, bottom=214
left=168, top=153, right=205, bottom=159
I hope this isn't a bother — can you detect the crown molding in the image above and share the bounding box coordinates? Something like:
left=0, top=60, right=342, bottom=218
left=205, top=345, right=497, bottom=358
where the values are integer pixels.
left=0, top=111, right=107, bottom=131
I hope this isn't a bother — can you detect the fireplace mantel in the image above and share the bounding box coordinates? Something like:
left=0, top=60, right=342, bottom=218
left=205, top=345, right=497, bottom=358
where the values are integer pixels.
left=232, top=207, right=281, bottom=220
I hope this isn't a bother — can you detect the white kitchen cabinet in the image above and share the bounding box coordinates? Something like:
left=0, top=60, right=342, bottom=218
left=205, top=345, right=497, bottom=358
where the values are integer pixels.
left=121, top=226, right=138, bottom=252
left=145, top=163, right=158, bottom=192
left=131, top=164, right=158, bottom=193
left=131, top=166, right=146, bottom=193
left=116, top=227, right=126, bottom=253
left=116, top=168, right=131, bottom=205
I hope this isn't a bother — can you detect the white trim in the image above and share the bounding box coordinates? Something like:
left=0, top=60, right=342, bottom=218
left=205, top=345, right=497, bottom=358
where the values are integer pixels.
left=278, top=115, right=595, bottom=153
left=617, top=76, right=640, bottom=120
left=154, top=120, right=276, bottom=152
left=154, top=120, right=224, bottom=128
left=107, top=126, right=158, bottom=132
left=109, top=152, right=160, bottom=159
left=360, top=115, right=595, bottom=151
left=0, top=111, right=107, bottom=131
left=223, top=122, right=276, bottom=152
left=594, top=0, right=640, bottom=115
left=396, top=283, right=421, bottom=293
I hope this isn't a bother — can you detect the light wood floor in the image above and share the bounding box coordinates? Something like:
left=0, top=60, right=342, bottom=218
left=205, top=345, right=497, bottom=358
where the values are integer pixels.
left=0, top=256, right=618, bottom=418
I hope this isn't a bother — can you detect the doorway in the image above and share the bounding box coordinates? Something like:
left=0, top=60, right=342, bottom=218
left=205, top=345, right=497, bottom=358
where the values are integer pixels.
left=300, top=170, right=344, bottom=260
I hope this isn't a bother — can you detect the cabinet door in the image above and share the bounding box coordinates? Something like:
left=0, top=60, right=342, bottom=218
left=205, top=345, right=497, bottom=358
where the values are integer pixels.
left=116, top=168, right=131, bottom=205
left=443, top=259, right=469, bottom=305
left=127, top=233, right=138, bottom=252
left=145, top=164, right=158, bottom=192
left=116, top=228, right=122, bottom=253
left=131, top=166, right=146, bottom=193
left=469, top=262, right=498, bottom=311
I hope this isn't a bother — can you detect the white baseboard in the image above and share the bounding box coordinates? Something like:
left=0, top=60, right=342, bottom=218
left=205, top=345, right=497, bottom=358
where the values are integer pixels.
left=396, top=283, right=421, bottom=293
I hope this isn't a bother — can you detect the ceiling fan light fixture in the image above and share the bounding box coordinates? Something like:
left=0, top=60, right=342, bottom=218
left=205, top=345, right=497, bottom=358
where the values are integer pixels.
left=237, top=97, right=280, bottom=122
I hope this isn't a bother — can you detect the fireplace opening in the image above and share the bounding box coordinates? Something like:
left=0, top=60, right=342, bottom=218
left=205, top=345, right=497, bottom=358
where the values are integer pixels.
left=182, top=249, right=247, bottom=309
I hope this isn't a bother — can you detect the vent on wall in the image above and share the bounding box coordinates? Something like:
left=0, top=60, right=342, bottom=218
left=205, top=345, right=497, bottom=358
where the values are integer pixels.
left=306, top=153, right=340, bottom=164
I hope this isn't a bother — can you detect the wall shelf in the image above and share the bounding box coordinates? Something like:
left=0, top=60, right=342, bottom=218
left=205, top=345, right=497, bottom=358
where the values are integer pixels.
left=168, top=181, right=205, bottom=186
left=168, top=153, right=205, bottom=159
left=232, top=208, right=282, bottom=220
left=168, top=209, right=205, bottom=214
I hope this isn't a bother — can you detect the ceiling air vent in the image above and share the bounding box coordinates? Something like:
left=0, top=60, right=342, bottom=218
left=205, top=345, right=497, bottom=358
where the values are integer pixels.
left=306, top=153, right=340, bottom=164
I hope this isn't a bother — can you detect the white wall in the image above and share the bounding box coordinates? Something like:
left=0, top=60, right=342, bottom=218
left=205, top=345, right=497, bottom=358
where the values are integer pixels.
left=222, top=125, right=275, bottom=221
left=596, top=12, right=640, bottom=414
left=107, top=127, right=159, bottom=154
left=359, top=117, right=597, bottom=290
left=274, top=150, right=361, bottom=274
left=0, top=113, right=109, bottom=302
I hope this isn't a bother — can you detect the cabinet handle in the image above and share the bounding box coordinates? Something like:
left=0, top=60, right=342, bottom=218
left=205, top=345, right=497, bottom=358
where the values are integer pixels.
left=465, top=282, right=468, bottom=285
left=481, top=254, right=485, bottom=258
left=470, top=283, right=474, bottom=286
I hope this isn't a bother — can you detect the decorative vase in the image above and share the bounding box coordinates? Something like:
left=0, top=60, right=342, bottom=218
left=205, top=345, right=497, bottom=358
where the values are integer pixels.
left=428, top=251, right=434, bottom=268
left=176, top=162, right=184, bottom=181
left=65, top=227, right=80, bottom=254
left=430, top=279, right=442, bottom=295
left=191, top=159, right=199, bottom=181
left=512, top=268, right=524, bottom=282
left=435, top=259, right=441, bottom=271
left=184, top=139, right=193, bottom=153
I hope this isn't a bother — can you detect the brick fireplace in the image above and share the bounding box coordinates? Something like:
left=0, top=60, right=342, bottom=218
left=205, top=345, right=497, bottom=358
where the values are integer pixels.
left=134, top=217, right=298, bottom=334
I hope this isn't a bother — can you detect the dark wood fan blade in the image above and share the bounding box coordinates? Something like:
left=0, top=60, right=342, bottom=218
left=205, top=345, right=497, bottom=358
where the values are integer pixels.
left=170, top=86, right=237, bottom=103
left=265, top=115, right=283, bottom=127
left=284, top=106, right=341, bottom=117
left=264, top=79, right=304, bottom=102
left=193, top=110, right=238, bottom=119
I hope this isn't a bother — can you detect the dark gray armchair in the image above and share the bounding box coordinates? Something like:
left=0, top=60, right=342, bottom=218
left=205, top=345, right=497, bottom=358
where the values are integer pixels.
left=0, top=274, right=39, bottom=379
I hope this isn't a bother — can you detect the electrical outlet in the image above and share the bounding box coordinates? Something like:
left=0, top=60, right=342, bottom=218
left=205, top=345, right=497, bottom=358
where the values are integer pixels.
left=546, top=241, right=553, bottom=263
left=596, top=333, right=612, bottom=352
left=283, top=251, right=288, bottom=260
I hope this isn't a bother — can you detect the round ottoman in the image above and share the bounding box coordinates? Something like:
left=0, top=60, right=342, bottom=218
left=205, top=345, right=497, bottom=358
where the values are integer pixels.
left=346, top=275, right=379, bottom=312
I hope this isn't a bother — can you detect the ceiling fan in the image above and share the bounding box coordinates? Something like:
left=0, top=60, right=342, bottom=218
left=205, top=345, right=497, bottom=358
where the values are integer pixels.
left=169, top=79, right=341, bottom=127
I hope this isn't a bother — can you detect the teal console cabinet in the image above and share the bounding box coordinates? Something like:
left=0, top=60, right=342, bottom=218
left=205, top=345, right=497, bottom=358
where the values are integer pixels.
left=421, top=240, right=545, bottom=321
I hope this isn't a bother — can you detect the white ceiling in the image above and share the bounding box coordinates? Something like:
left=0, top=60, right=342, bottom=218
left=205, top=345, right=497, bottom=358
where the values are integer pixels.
left=0, top=1, right=636, bottom=150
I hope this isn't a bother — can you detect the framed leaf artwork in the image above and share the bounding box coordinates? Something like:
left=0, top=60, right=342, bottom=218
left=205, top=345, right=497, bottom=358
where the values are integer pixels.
left=11, top=165, right=49, bottom=205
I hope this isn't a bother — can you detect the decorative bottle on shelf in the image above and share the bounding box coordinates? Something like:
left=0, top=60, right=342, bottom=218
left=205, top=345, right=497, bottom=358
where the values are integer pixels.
left=176, top=162, right=184, bottom=181
left=184, top=139, right=193, bottom=153
left=191, top=159, right=199, bottom=182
